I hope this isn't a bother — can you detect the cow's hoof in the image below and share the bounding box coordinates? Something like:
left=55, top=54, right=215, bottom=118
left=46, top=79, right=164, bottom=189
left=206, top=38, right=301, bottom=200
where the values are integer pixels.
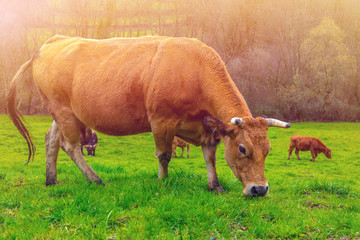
left=45, top=180, right=58, bottom=186
left=209, top=186, right=225, bottom=193
left=94, top=179, right=105, bottom=186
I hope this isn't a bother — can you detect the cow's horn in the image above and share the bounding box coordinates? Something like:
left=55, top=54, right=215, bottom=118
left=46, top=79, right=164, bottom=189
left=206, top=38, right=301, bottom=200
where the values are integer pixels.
left=266, top=118, right=291, bottom=128
left=231, top=118, right=243, bottom=126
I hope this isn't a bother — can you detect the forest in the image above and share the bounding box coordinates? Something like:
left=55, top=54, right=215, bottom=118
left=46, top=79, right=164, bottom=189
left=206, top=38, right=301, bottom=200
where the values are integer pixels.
left=0, top=0, right=359, bottom=121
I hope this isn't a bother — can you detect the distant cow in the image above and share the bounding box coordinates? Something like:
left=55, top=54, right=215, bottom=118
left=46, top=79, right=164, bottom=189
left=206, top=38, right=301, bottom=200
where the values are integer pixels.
left=172, top=137, right=190, bottom=158
left=80, top=128, right=98, bottom=156
left=154, top=137, right=190, bottom=158
left=287, top=135, right=331, bottom=162
left=7, top=35, right=291, bottom=197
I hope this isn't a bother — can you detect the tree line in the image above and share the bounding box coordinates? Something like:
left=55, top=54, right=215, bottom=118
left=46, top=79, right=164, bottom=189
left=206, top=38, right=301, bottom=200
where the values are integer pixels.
left=0, top=0, right=359, bottom=121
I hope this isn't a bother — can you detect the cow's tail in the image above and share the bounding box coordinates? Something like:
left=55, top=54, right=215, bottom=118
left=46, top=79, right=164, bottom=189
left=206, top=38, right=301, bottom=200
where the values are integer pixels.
left=7, top=58, right=36, bottom=163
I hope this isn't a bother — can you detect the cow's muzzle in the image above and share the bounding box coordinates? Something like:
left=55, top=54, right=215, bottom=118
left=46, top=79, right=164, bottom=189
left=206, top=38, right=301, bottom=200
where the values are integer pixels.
left=244, top=184, right=269, bottom=197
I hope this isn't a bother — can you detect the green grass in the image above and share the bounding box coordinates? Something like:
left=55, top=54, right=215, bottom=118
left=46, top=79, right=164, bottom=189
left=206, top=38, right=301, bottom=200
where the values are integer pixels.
left=0, top=115, right=359, bottom=239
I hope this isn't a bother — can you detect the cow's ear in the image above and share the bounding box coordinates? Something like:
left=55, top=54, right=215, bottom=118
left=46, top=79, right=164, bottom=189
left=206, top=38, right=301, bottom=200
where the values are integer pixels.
left=204, top=116, right=235, bottom=137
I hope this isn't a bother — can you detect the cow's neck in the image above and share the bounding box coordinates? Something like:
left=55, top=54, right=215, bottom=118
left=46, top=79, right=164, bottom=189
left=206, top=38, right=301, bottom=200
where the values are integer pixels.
left=206, top=78, right=252, bottom=123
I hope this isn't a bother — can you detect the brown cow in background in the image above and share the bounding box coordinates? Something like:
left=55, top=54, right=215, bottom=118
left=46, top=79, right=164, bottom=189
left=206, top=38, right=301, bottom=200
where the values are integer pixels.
left=287, top=135, right=331, bottom=162
left=80, top=128, right=98, bottom=156
left=172, top=137, right=190, bottom=158
left=155, top=137, right=190, bottom=158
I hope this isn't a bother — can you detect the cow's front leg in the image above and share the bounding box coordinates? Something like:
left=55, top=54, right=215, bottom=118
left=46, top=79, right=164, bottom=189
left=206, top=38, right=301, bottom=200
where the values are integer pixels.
left=157, top=152, right=172, bottom=178
left=202, top=145, right=224, bottom=193
left=152, top=121, right=176, bottom=179
left=45, top=121, right=61, bottom=186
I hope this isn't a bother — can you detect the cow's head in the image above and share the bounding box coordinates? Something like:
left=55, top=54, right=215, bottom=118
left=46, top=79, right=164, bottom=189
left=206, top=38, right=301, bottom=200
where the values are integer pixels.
left=204, top=116, right=290, bottom=197
left=85, top=145, right=96, bottom=156
left=324, top=148, right=332, bottom=159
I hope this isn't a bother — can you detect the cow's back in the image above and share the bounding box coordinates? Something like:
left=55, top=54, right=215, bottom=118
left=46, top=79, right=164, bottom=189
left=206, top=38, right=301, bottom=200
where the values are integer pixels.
left=32, top=35, right=247, bottom=138
left=290, top=135, right=312, bottom=151
left=32, top=36, right=171, bottom=135
left=291, top=135, right=325, bottom=151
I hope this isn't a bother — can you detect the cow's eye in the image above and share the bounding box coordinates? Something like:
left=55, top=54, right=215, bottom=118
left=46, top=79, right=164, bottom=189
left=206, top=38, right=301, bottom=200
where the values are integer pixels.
left=239, top=145, right=246, bottom=155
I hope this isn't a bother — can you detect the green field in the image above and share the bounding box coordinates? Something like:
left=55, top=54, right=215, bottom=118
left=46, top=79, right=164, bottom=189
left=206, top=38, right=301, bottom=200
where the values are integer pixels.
left=0, top=115, right=359, bottom=239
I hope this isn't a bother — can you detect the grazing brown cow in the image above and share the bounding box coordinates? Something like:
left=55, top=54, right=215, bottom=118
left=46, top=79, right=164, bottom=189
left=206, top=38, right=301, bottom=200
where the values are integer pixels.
left=154, top=137, right=190, bottom=158
left=80, top=128, right=98, bottom=156
left=287, top=135, right=331, bottom=162
left=7, top=35, right=291, bottom=197
left=172, top=137, right=190, bottom=158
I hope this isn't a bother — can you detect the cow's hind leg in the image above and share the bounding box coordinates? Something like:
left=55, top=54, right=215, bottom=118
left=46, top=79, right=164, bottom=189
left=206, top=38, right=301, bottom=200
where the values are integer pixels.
left=186, top=145, right=190, bottom=158
left=56, top=111, right=104, bottom=185
left=180, top=147, right=184, bottom=157
left=295, top=149, right=301, bottom=160
left=45, top=120, right=61, bottom=185
left=60, top=136, right=104, bottom=184
left=202, top=145, right=224, bottom=193
left=310, top=151, right=316, bottom=162
left=287, top=145, right=295, bottom=160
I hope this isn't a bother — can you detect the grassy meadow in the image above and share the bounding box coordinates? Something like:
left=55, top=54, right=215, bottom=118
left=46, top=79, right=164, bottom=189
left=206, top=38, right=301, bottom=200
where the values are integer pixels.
left=0, top=115, right=359, bottom=239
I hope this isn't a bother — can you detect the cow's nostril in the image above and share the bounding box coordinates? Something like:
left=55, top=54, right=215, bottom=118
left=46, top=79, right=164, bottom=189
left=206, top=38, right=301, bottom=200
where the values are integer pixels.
left=251, top=186, right=258, bottom=196
left=250, top=185, right=268, bottom=197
